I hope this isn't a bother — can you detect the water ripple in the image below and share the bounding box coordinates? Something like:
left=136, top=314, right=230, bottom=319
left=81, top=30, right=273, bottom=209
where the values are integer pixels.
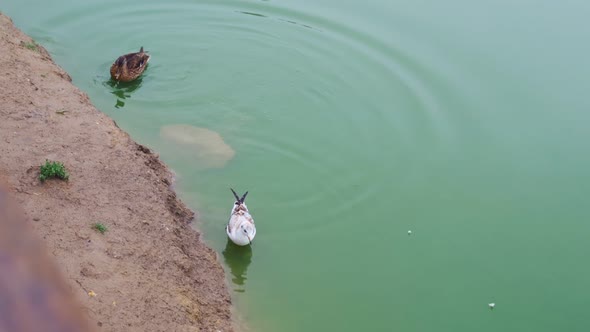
left=35, top=0, right=453, bottom=236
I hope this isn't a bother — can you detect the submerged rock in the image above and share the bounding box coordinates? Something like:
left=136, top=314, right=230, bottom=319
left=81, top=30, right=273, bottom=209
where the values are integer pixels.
left=160, top=124, right=235, bottom=169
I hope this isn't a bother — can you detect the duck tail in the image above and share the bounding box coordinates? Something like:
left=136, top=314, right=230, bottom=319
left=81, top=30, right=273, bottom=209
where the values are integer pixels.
left=240, top=191, right=249, bottom=203
left=230, top=188, right=249, bottom=204
left=230, top=188, right=240, bottom=202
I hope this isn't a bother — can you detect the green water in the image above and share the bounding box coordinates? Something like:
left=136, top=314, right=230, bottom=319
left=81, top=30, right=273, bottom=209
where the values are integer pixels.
left=4, top=1, right=590, bottom=331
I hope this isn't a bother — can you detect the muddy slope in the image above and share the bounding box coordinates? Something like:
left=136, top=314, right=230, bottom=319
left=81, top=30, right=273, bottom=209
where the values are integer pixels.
left=0, top=13, right=233, bottom=332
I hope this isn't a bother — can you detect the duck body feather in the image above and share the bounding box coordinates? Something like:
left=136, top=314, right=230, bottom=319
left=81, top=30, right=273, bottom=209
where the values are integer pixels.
left=226, top=189, right=256, bottom=246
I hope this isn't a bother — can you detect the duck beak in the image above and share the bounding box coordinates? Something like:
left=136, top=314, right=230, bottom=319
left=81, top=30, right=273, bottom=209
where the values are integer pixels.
left=247, top=234, right=252, bottom=245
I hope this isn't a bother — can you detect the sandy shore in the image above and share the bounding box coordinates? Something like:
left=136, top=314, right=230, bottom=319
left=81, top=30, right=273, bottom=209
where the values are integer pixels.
left=0, top=13, right=233, bottom=332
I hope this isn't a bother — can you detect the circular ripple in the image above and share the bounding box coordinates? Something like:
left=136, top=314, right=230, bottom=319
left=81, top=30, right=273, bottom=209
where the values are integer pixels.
left=29, top=0, right=452, bottom=243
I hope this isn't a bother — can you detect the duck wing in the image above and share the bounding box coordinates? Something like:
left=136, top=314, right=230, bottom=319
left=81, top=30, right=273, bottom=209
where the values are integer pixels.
left=124, top=52, right=150, bottom=70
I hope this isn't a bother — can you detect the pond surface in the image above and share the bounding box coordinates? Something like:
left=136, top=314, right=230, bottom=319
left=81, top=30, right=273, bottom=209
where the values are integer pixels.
left=4, top=1, right=590, bottom=331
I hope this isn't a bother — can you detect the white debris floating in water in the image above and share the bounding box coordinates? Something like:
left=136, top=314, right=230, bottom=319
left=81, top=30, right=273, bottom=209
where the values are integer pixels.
left=407, top=230, right=412, bottom=235
left=488, top=303, right=495, bottom=309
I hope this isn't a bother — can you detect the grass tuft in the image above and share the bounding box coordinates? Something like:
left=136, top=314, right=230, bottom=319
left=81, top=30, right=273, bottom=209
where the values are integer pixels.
left=39, top=160, right=69, bottom=182
left=92, top=223, right=108, bottom=234
left=22, top=40, right=39, bottom=51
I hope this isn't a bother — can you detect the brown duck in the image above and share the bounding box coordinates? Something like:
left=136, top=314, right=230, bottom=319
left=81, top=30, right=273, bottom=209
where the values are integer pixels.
left=110, top=47, right=151, bottom=82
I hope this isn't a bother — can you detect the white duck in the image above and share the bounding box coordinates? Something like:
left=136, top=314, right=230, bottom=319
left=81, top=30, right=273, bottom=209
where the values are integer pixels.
left=226, top=188, right=256, bottom=246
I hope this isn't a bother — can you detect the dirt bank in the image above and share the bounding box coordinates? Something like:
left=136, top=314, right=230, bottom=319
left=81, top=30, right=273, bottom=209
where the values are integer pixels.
left=0, top=13, right=233, bottom=332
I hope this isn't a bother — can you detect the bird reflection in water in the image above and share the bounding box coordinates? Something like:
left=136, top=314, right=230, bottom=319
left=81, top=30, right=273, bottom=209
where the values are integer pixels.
left=222, top=239, right=252, bottom=293
left=105, top=77, right=143, bottom=109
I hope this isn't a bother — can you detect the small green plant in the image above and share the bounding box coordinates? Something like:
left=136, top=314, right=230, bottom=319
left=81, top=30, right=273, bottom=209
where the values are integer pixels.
left=39, top=160, right=69, bottom=182
left=92, top=223, right=108, bottom=234
left=22, top=40, right=38, bottom=51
